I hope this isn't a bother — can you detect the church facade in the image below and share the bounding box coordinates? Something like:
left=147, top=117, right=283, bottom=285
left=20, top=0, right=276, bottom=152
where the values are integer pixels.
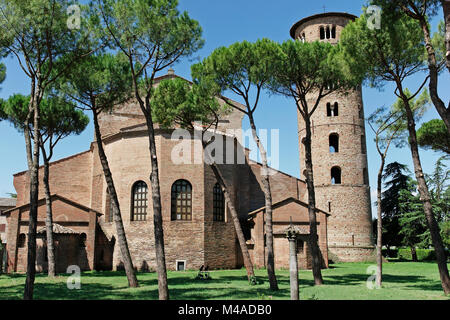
left=1, top=12, right=374, bottom=275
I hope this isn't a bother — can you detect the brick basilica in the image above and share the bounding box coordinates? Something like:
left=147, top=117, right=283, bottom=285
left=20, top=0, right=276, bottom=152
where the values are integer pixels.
left=1, top=12, right=374, bottom=274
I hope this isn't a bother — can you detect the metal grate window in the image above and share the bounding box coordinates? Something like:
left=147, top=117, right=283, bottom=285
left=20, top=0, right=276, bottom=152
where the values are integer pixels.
left=213, top=183, right=225, bottom=222
left=131, top=181, right=148, bottom=221
left=171, top=180, right=192, bottom=221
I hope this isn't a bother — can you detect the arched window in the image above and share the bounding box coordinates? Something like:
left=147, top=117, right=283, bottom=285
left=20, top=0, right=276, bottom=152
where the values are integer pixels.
left=171, top=180, right=192, bottom=221
left=331, top=167, right=342, bottom=185
left=327, top=103, right=332, bottom=117
left=327, top=102, right=339, bottom=117
left=18, top=233, right=26, bottom=248
left=329, top=134, right=339, bottom=153
left=213, top=183, right=225, bottom=222
left=105, top=188, right=114, bottom=223
left=331, top=26, right=336, bottom=39
left=332, top=102, right=339, bottom=116
left=320, top=26, right=325, bottom=40
left=131, top=181, right=148, bottom=221
left=301, top=32, right=306, bottom=43
left=326, top=26, right=331, bottom=39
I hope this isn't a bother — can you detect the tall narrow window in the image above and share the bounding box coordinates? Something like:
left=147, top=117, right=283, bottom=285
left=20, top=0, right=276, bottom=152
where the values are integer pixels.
left=327, top=102, right=339, bottom=117
left=329, top=134, right=339, bottom=153
left=331, top=167, right=342, bottom=185
left=320, top=26, right=325, bottom=40
left=213, top=183, right=225, bottom=222
left=331, top=26, right=336, bottom=38
left=301, top=32, right=306, bottom=43
left=171, top=180, right=192, bottom=221
left=18, top=233, right=26, bottom=248
left=131, top=181, right=148, bottom=221
left=332, top=102, right=339, bottom=116
left=326, top=26, right=331, bottom=39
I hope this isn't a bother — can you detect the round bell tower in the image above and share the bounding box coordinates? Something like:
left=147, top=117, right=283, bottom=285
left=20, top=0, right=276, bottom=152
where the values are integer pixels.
left=291, top=12, right=375, bottom=262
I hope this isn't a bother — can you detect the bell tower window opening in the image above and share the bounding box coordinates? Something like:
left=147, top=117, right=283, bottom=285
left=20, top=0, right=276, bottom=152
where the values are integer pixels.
left=331, top=167, right=342, bottom=185
left=329, top=134, right=339, bottom=153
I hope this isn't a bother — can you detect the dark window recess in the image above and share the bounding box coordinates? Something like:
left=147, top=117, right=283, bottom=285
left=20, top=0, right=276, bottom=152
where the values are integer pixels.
left=331, top=167, right=342, bottom=185
left=213, top=183, right=225, bottom=222
left=79, top=233, right=87, bottom=248
left=329, top=134, right=339, bottom=153
left=171, top=180, right=193, bottom=221
left=327, top=102, right=339, bottom=117
left=18, top=233, right=26, bottom=248
left=176, top=261, right=186, bottom=271
left=131, top=181, right=148, bottom=221
left=297, top=240, right=304, bottom=253
left=320, top=26, right=325, bottom=40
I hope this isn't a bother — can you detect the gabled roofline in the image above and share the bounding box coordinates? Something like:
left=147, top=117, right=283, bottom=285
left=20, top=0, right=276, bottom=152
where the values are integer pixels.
left=2, top=194, right=102, bottom=216
left=13, top=150, right=91, bottom=177
left=248, top=160, right=306, bottom=184
left=248, top=197, right=330, bottom=218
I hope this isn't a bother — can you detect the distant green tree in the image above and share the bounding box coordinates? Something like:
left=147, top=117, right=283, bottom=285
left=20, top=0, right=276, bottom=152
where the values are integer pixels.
left=417, top=119, right=450, bottom=154
left=399, top=180, right=428, bottom=261
left=426, top=156, right=450, bottom=224
left=381, top=162, right=411, bottom=250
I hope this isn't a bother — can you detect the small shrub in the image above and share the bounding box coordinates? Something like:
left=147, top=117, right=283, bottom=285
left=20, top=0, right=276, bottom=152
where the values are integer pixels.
left=398, top=248, right=436, bottom=261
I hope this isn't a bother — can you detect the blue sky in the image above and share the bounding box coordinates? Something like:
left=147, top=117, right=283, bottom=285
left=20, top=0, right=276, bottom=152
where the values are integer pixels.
left=0, top=0, right=448, bottom=218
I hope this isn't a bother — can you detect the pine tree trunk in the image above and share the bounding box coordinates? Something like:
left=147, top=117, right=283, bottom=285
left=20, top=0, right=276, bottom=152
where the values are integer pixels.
left=24, top=89, right=41, bottom=300
left=204, top=144, right=255, bottom=282
left=400, top=94, right=450, bottom=295
left=303, top=115, right=324, bottom=286
left=442, top=0, right=450, bottom=73
left=376, top=157, right=385, bottom=288
left=92, top=111, right=138, bottom=288
left=418, top=15, right=450, bottom=134
left=42, top=158, right=56, bottom=277
left=247, top=113, right=278, bottom=290
left=144, top=114, right=169, bottom=300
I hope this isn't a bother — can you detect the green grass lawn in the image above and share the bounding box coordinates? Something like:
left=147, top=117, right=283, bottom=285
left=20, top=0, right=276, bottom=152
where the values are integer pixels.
left=0, top=262, right=449, bottom=300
